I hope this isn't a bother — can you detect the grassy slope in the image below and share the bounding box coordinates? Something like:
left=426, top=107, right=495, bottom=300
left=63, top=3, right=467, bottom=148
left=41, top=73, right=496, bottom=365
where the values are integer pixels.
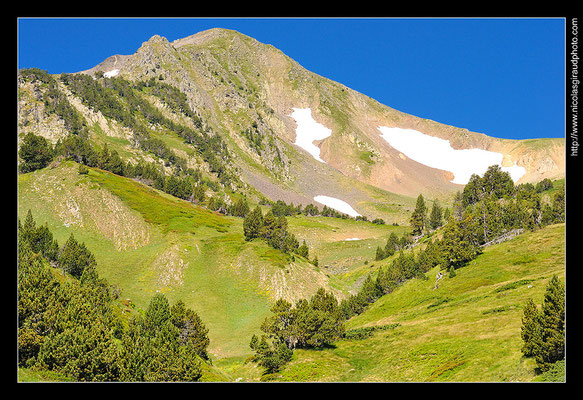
left=260, top=223, right=565, bottom=382
left=17, top=162, right=565, bottom=382
left=17, top=162, right=399, bottom=363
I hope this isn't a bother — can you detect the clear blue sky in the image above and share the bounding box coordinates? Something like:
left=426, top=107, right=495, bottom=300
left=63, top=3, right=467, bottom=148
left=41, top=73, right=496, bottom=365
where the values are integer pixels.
left=17, top=17, right=565, bottom=140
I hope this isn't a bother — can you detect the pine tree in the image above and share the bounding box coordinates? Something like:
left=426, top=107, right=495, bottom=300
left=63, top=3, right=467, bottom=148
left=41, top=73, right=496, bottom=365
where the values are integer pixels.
left=428, top=199, right=443, bottom=230
left=481, top=164, right=515, bottom=199
left=462, top=174, right=484, bottom=207
left=58, top=234, right=97, bottom=279
left=551, top=189, right=565, bottom=223
left=521, top=298, right=542, bottom=357
left=439, top=217, right=481, bottom=270
left=298, top=240, right=309, bottom=258
left=261, top=210, right=277, bottom=240
left=536, top=275, right=565, bottom=371
left=452, top=191, right=464, bottom=221
left=410, top=194, right=427, bottom=235
left=375, top=246, right=386, bottom=261
left=143, top=293, right=171, bottom=335
left=520, top=276, right=565, bottom=373
left=443, top=207, right=452, bottom=222
left=230, top=197, right=250, bottom=217
left=243, top=206, right=264, bottom=241
left=384, top=232, right=399, bottom=257
left=249, top=335, right=292, bottom=373
left=192, top=184, right=206, bottom=204
left=19, top=133, right=54, bottom=173
left=170, top=300, right=210, bottom=360
left=19, top=210, right=36, bottom=246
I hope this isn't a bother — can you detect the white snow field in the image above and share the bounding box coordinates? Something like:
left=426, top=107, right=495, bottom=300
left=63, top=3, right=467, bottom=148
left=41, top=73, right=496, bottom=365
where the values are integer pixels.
left=344, top=238, right=361, bottom=241
left=314, top=195, right=361, bottom=218
left=290, top=108, right=332, bottom=163
left=377, top=126, right=526, bottom=184
left=104, top=69, right=120, bottom=78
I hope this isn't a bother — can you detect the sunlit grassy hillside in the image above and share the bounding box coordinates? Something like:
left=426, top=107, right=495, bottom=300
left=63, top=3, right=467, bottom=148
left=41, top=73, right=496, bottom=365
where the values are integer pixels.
left=17, top=161, right=403, bottom=361
left=235, top=223, right=565, bottom=382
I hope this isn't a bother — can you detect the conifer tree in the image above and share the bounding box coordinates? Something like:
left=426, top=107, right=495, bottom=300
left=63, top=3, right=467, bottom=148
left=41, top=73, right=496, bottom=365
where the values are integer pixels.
left=144, top=293, right=171, bottom=335
left=230, top=197, right=250, bottom=217
left=58, top=234, right=97, bottom=279
left=384, top=232, right=399, bottom=257
left=439, top=217, right=481, bottom=270
left=19, top=133, right=54, bottom=173
left=262, top=210, right=277, bottom=240
left=428, top=199, right=443, bottom=230
left=249, top=334, right=292, bottom=373
left=520, top=276, right=565, bottom=373
left=170, top=300, right=210, bottom=360
left=452, top=191, right=464, bottom=221
left=536, top=275, right=565, bottom=371
left=521, top=298, right=542, bottom=357
left=19, top=210, right=36, bottom=247
left=443, top=207, right=452, bottom=222
left=410, top=194, right=427, bottom=235
left=375, top=246, right=386, bottom=261
left=298, top=240, right=309, bottom=258
left=462, top=174, right=484, bottom=207
left=551, top=189, right=565, bottom=223
left=481, top=164, right=515, bottom=199
left=243, top=206, right=264, bottom=241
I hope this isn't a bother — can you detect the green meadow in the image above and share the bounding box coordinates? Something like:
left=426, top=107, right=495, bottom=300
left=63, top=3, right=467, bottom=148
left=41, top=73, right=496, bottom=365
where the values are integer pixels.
left=17, top=162, right=565, bottom=382
left=249, top=223, right=565, bottom=382
left=17, top=162, right=401, bottom=362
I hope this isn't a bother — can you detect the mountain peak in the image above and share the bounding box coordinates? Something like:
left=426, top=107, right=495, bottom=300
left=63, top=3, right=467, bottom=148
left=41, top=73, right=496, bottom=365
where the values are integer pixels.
left=73, top=27, right=564, bottom=200
left=146, top=34, right=170, bottom=45
left=172, top=28, right=249, bottom=48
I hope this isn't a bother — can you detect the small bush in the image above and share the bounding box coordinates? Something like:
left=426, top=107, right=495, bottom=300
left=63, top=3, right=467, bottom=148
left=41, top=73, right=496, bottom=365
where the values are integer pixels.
left=78, top=164, right=89, bottom=175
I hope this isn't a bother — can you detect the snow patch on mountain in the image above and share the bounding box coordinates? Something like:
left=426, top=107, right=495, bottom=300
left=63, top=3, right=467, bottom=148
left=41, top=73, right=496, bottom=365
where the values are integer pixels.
left=314, top=195, right=361, bottom=217
left=290, top=108, right=332, bottom=163
left=104, top=69, right=119, bottom=78
left=377, top=126, right=526, bottom=184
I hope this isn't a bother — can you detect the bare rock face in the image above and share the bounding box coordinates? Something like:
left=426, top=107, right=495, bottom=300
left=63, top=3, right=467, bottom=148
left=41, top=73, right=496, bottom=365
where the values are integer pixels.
left=18, top=80, right=69, bottom=145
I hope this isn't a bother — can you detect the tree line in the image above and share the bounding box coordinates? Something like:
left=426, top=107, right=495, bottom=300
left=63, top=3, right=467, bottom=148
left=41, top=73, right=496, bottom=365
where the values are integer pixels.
left=336, top=166, right=565, bottom=329
left=20, top=69, right=396, bottom=226
left=60, top=71, right=236, bottom=187
left=262, top=198, right=386, bottom=225
left=18, top=211, right=210, bottom=381
left=18, top=130, right=261, bottom=220
left=19, top=68, right=237, bottom=188
left=243, top=206, right=312, bottom=261
left=408, top=166, right=564, bottom=242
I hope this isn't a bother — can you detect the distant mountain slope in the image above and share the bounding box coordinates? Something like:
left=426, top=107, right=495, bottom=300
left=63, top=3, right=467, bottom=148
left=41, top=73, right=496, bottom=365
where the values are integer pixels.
left=81, top=28, right=564, bottom=199
left=19, top=27, right=565, bottom=221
